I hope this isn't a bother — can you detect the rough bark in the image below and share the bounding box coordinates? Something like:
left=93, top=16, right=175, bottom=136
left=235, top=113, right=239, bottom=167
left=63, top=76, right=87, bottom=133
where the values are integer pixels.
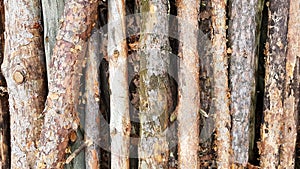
left=210, top=0, right=231, bottom=168
left=258, top=1, right=289, bottom=168
left=0, top=1, right=9, bottom=168
left=41, top=0, right=65, bottom=81
left=108, top=0, right=131, bottom=168
left=84, top=29, right=101, bottom=169
left=138, top=0, right=170, bottom=168
left=228, top=0, right=260, bottom=166
left=279, top=1, right=300, bottom=168
left=198, top=0, right=216, bottom=166
left=176, top=0, right=200, bottom=168
left=35, top=0, right=98, bottom=168
left=1, top=0, right=47, bottom=168
left=41, top=1, right=88, bottom=168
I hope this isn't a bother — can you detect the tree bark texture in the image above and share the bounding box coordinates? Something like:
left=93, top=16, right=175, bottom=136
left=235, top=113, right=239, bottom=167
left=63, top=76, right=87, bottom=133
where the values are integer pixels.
left=84, top=29, right=101, bottom=169
left=108, top=0, right=131, bottom=168
left=177, top=0, right=201, bottom=168
left=138, top=0, right=171, bottom=168
left=228, top=0, right=261, bottom=166
left=210, top=0, right=231, bottom=168
left=280, top=1, right=300, bottom=168
left=258, top=1, right=290, bottom=168
left=35, top=0, right=98, bottom=168
left=0, top=1, right=9, bottom=168
left=41, top=0, right=65, bottom=81
left=1, top=0, right=47, bottom=168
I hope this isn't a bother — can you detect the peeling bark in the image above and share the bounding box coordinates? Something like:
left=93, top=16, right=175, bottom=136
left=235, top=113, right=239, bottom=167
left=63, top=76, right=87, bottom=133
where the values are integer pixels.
left=228, top=0, right=261, bottom=166
left=108, top=0, right=131, bottom=168
left=258, top=1, right=289, bottom=168
left=279, top=1, right=300, bottom=168
left=138, top=0, right=170, bottom=168
left=1, top=0, right=47, bottom=168
left=35, top=0, right=98, bottom=168
left=41, top=0, right=65, bottom=81
left=177, top=0, right=200, bottom=168
left=84, top=30, right=101, bottom=169
left=211, top=0, right=231, bottom=168
left=0, top=1, right=9, bottom=168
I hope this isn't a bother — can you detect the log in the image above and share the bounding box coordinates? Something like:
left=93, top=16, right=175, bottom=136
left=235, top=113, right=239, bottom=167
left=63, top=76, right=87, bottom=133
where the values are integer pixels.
left=41, top=0, right=65, bottom=81
left=35, top=0, right=98, bottom=168
left=108, top=0, right=131, bottom=168
left=210, top=0, right=231, bottom=168
left=138, top=0, right=171, bottom=168
left=84, top=29, right=101, bottom=169
left=279, top=1, right=300, bottom=168
left=1, top=0, right=47, bottom=168
left=177, top=0, right=201, bottom=168
left=0, top=1, right=9, bottom=168
left=228, top=0, right=261, bottom=166
left=258, top=1, right=289, bottom=168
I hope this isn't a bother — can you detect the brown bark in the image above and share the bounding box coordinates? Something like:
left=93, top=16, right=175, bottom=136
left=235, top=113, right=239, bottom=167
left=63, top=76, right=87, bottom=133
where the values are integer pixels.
left=228, top=0, right=261, bottom=166
left=0, top=1, right=9, bottom=168
left=279, top=1, right=300, bottom=168
left=35, top=0, right=98, bottom=168
left=84, top=30, right=101, bottom=169
left=258, top=1, right=290, bottom=168
left=108, top=0, right=131, bottom=168
left=211, top=0, right=231, bottom=168
left=177, top=0, right=200, bottom=168
left=1, top=0, right=47, bottom=168
left=138, top=0, right=170, bottom=168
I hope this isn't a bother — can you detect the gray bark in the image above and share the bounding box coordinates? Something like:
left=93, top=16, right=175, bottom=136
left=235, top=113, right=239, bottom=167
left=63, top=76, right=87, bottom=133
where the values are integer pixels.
left=84, top=29, right=101, bottom=169
left=41, top=0, right=65, bottom=81
left=228, top=0, right=261, bottom=166
left=1, top=0, right=47, bottom=168
left=108, top=0, right=131, bottom=168
left=138, top=0, right=171, bottom=168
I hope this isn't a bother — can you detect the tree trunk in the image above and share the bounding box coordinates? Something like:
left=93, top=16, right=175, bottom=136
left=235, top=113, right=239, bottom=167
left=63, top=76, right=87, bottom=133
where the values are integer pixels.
left=0, top=1, right=10, bottom=168
left=228, top=0, right=261, bottom=166
left=84, top=29, right=101, bottom=169
left=108, top=0, right=131, bottom=168
left=176, top=0, right=201, bottom=168
left=138, top=1, right=170, bottom=168
left=35, top=0, right=98, bottom=168
left=41, top=0, right=65, bottom=81
left=258, top=1, right=289, bottom=168
left=280, top=1, right=300, bottom=168
left=210, top=0, right=231, bottom=168
left=1, top=0, right=47, bottom=168
left=42, top=1, right=86, bottom=168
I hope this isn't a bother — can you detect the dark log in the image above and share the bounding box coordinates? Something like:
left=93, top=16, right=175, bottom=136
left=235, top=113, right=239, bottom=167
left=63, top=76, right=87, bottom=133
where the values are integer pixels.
left=0, top=1, right=9, bottom=168
left=280, top=1, right=300, bottom=168
left=258, top=1, right=290, bottom=168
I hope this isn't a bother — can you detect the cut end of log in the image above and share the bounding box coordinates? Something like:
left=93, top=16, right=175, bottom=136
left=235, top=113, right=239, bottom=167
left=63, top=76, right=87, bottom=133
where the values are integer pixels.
left=13, top=70, right=25, bottom=84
